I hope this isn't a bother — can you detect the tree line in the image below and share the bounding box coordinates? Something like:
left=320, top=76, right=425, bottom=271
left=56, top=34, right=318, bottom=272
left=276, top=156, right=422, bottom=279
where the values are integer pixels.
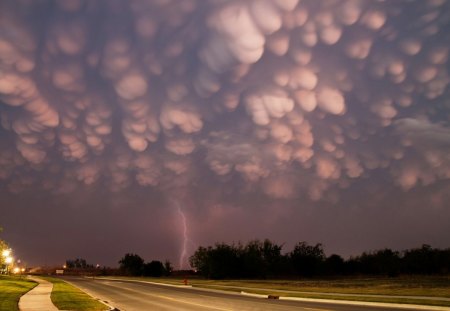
left=65, top=258, right=93, bottom=269
left=118, top=253, right=173, bottom=277
left=63, top=254, right=173, bottom=277
left=189, top=240, right=450, bottom=279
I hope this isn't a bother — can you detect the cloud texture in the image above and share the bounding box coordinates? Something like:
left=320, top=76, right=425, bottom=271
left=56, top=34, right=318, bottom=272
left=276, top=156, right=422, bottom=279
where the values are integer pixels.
left=1, top=1, right=450, bottom=266
left=1, top=0, right=449, bottom=199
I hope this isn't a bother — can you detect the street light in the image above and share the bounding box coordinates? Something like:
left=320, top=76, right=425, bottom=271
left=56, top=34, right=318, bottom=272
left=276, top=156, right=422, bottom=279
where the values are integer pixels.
left=2, top=249, right=13, bottom=274
left=2, top=249, right=11, bottom=258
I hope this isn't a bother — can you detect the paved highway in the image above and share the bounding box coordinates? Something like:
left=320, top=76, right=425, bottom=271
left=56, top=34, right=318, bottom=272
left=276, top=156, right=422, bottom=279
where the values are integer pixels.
left=63, top=277, right=434, bottom=311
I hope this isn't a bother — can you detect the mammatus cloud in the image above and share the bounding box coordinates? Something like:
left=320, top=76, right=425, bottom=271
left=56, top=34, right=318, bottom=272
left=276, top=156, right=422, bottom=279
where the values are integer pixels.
left=0, top=0, right=449, bottom=203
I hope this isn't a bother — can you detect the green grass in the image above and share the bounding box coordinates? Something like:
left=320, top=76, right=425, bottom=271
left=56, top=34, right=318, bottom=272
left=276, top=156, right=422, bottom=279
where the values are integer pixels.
left=98, top=275, right=450, bottom=307
left=43, top=277, right=108, bottom=311
left=0, top=275, right=37, bottom=311
left=189, top=276, right=450, bottom=297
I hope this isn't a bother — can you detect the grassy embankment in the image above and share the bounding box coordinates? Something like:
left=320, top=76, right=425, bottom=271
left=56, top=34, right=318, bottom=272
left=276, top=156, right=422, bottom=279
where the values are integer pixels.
left=99, top=275, right=450, bottom=307
left=0, top=275, right=37, bottom=311
left=43, top=276, right=108, bottom=311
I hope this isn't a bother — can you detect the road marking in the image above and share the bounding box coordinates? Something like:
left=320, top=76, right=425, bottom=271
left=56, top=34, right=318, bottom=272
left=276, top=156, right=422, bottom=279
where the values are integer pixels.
left=152, top=294, right=234, bottom=311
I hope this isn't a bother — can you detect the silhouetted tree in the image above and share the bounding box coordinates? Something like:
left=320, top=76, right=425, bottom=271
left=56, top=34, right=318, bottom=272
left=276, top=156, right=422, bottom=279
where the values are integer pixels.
left=65, top=258, right=92, bottom=269
left=164, top=260, right=173, bottom=276
left=402, top=244, right=441, bottom=274
left=289, top=242, right=325, bottom=277
left=119, top=253, right=144, bottom=276
left=190, top=240, right=450, bottom=278
left=190, top=246, right=211, bottom=277
left=325, top=254, right=345, bottom=275
left=241, top=240, right=265, bottom=278
left=355, top=249, right=400, bottom=276
left=262, top=239, right=285, bottom=276
left=208, top=243, right=240, bottom=279
left=344, top=257, right=359, bottom=275
left=376, top=249, right=401, bottom=276
left=240, top=239, right=285, bottom=278
left=143, top=260, right=165, bottom=277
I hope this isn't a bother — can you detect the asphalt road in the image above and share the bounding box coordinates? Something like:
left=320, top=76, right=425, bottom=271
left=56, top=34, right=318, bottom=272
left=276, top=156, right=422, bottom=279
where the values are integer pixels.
left=63, top=277, right=432, bottom=311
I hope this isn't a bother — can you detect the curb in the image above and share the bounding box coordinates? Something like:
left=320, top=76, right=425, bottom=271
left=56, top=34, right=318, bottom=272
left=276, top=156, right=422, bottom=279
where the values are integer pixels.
left=240, top=291, right=450, bottom=310
left=279, top=297, right=450, bottom=311
left=92, top=277, right=193, bottom=289
left=240, top=291, right=268, bottom=299
left=142, top=280, right=193, bottom=289
left=63, top=278, right=119, bottom=311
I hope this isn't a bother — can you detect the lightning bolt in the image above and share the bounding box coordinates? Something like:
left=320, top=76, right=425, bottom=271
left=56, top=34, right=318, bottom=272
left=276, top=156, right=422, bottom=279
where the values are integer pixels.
left=170, top=199, right=191, bottom=270
left=176, top=205, right=188, bottom=270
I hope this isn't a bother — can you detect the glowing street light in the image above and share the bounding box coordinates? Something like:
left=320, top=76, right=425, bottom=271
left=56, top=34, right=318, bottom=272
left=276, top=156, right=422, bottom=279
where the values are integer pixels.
left=2, top=249, right=11, bottom=258
left=1, top=248, right=14, bottom=274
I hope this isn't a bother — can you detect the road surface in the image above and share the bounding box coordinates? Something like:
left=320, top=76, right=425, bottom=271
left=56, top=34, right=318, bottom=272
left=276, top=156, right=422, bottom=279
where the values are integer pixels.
left=63, top=276, right=436, bottom=311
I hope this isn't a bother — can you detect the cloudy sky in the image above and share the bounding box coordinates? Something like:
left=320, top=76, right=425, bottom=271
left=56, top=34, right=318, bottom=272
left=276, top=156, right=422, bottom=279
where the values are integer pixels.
left=1, top=0, right=449, bottom=268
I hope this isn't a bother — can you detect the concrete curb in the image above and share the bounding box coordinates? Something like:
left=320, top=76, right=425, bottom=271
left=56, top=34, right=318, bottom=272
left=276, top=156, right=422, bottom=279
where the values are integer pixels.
left=200, top=283, right=450, bottom=302
left=240, top=290, right=450, bottom=310
left=91, top=277, right=192, bottom=288
left=240, top=291, right=268, bottom=299
left=141, top=280, right=193, bottom=288
left=279, top=296, right=450, bottom=311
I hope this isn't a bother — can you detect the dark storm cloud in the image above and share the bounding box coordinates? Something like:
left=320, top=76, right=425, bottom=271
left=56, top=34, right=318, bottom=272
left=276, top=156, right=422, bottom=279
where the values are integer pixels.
left=1, top=0, right=450, bottom=266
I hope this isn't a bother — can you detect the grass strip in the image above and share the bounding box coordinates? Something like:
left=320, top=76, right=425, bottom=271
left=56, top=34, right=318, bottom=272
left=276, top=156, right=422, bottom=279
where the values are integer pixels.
left=43, top=276, right=108, bottom=311
left=0, top=275, right=37, bottom=311
left=196, top=286, right=450, bottom=307
left=187, top=277, right=450, bottom=297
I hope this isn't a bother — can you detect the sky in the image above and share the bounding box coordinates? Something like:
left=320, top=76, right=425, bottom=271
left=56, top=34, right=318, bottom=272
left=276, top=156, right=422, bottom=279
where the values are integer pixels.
left=0, top=0, right=449, bottom=269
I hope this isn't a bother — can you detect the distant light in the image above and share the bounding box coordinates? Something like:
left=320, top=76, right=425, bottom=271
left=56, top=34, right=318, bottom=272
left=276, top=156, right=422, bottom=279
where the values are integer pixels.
left=5, top=256, right=13, bottom=264
left=2, top=249, right=11, bottom=257
left=63, top=264, right=67, bottom=269
left=13, top=267, right=20, bottom=274
left=21, top=268, right=25, bottom=272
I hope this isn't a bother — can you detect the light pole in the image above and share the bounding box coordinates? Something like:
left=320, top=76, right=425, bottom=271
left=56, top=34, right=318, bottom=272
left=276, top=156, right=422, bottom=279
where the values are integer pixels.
left=2, top=249, right=13, bottom=274
left=5, top=256, right=13, bottom=274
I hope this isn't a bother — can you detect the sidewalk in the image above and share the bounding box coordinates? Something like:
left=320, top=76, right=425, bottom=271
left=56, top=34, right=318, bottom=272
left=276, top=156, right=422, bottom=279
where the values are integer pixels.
left=19, top=276, right=58, bottom=311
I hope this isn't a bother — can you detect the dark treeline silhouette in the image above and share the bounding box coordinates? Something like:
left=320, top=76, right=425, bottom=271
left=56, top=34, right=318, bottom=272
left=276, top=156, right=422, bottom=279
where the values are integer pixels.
left=118, top=253, right=173, bottom=277
left=189, top=240, right=450, bottom=279
left=65, top=258, right=93, bottom=269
